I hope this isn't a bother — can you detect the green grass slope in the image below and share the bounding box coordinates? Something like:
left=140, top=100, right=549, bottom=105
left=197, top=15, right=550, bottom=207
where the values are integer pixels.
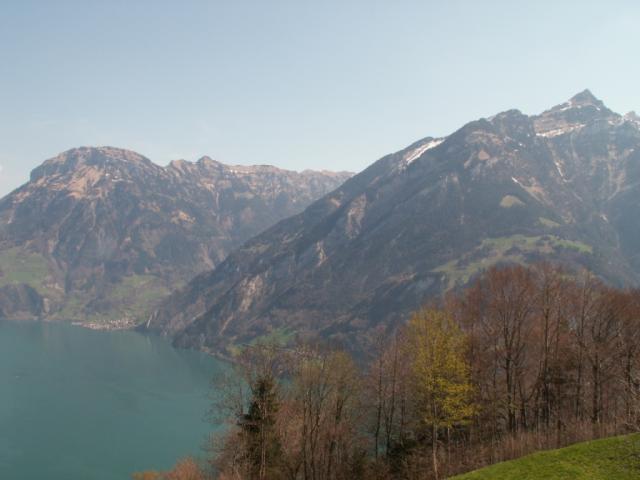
left=452, top=434, right=640, bottom=480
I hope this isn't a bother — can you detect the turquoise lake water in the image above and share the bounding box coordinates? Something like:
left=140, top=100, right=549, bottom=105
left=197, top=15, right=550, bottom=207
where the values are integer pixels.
left=0, top=320, right=226, bottom=479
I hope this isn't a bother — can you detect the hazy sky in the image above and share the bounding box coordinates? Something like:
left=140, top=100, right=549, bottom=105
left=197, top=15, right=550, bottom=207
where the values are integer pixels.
left=1, top=1, right=639, bottom=195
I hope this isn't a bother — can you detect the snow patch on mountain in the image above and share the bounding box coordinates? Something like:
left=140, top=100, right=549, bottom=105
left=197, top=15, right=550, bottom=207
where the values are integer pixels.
left=404, top=139, right=444, bottom=165
left=536, top=124, right=585, bottom=138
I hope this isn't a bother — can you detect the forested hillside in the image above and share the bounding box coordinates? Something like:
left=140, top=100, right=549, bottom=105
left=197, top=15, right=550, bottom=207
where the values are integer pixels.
left=135, top=263, right=640, bottom=479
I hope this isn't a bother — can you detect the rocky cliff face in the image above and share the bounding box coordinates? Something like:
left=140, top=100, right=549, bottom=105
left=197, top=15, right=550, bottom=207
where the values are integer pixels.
left=0, top=147, right=351, bottom=324
left=146, top=90, right=640, bottom=355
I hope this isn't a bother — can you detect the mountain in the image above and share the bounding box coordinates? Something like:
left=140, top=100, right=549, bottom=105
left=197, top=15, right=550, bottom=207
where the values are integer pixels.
left=0, top=147, right=351, bottom=324
left=145, top=90, right=640, bottom=356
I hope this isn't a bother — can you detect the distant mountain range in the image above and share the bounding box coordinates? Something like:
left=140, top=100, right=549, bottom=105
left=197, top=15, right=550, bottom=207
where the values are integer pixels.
left=144, top=90, right=640, bottom=356
left=0, top=147, right=351, bottom=323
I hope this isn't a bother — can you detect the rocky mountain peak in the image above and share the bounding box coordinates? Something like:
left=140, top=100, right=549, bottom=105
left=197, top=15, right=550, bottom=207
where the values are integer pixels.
left=568, top=89, right=602, bottom=107
left=533, top=89, right=616, bottom=138
left=542, top=89, right=611, bottom=116
left=195, top=155, right=222, bottom=167
left=487, top=109, right=536, bottom=138
left=167, top=156, right=225, bottom=177
left=30, top=146, right=158, bottom=183
left=47, top=146, right=151, bottom=168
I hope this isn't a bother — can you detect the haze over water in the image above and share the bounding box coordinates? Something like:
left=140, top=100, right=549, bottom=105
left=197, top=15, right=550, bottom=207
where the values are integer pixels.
left=0, top=320, right=225, bottom=480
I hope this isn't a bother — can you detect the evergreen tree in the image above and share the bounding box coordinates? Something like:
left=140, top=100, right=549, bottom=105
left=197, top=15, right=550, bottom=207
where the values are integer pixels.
left=238, top=374, right=283, bottom=480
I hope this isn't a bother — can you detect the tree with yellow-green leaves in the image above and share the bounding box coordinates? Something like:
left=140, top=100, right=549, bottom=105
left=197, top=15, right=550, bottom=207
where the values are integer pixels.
left=406, top=308, right=476, bottom=480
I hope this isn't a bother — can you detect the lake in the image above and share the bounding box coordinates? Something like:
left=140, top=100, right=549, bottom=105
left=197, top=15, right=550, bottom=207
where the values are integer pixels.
left=0, top=320, right=226, bottom=480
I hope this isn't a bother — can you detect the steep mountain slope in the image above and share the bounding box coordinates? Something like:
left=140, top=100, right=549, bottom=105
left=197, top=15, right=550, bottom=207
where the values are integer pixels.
left=146, top=91, right=640, bottom=355
left=0, top=147, right=350, bottom=324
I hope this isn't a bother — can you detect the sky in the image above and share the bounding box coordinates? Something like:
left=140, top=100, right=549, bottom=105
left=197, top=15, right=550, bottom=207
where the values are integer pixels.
left=1, top=0, right=639, bottom=196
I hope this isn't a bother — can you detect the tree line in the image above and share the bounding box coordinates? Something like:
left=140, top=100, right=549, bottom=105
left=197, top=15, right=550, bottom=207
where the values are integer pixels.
left=133, top=263, right=640, bottom=480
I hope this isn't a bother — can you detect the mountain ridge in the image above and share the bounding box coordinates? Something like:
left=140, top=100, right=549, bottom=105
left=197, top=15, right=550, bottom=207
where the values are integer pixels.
left=0, top=147, right=351, bottom=325
left=145, top=90, right=640, bottom=356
